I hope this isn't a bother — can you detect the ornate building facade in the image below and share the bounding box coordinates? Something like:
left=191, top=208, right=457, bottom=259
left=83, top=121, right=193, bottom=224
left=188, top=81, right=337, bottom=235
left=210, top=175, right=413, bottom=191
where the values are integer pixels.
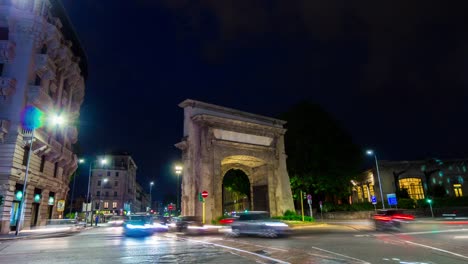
left=352, top=159, right=467, bottom=204
left=90, top=154, right=139, bottom=216
left=0, top=0, right=86, bottom=234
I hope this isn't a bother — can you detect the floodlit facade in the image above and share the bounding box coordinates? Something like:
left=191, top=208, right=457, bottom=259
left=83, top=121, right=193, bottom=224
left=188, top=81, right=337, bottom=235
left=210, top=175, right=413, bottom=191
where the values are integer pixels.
left=352, top=159, right=467, bottom=203
left=90, top=154, right=139, bottom=216
left=0, top=0, right=87, bottom=234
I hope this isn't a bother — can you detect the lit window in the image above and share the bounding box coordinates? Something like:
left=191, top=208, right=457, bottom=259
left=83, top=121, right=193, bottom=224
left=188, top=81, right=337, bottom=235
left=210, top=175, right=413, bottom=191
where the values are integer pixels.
left=104, top=202, right=109, bottom=209
left=363, top=185, right=369, bottom=199
left=399, top=178, right=425, bottom=199
left=454, top=184, right=463, bottom=197
left=356, top=186, right=363, bottom=201
left=112, top=202, right=117, bottom=209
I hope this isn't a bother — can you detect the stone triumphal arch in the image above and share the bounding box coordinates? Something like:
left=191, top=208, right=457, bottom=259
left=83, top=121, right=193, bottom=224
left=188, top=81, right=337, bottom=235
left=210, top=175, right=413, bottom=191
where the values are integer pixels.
left=175, top=99, right=294, bottom=223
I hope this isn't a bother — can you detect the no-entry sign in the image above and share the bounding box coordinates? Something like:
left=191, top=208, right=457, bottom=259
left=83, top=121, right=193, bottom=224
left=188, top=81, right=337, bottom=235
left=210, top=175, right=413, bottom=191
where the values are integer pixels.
left=201, top=191, right=208, bottom=198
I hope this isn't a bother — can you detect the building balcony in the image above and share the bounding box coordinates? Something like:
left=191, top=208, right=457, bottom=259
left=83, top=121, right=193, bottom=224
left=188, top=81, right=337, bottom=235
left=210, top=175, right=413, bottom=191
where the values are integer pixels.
left=0, top=119, right=10, bottom=143
left=21, top=128, right=48, bottom=154
left=27, top=85, right=54, bottom=112
left=35, top=54, right=56, bottom=80
left=0, top=77, right=16, bottom=97
left=0, top=40, right=16, bottom=63
left=58, top=145, right=73, bottom=166
left=45, top=136, right=62, bottom=161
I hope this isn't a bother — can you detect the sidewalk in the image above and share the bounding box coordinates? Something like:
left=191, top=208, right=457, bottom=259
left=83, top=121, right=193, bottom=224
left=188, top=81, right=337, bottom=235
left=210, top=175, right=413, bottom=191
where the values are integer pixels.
left=0, top=225, right=94, bottom=241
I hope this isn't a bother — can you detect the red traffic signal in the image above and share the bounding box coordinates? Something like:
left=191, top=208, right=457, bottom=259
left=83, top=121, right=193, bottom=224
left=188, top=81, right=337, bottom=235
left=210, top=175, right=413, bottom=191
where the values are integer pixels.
left=168, top=204, right=173, bottom=210
left=202, top=191, right=208, bottom=198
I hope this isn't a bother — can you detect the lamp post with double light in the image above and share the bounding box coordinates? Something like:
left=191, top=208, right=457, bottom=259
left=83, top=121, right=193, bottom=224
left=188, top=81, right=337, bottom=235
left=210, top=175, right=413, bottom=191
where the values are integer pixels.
left=175, top=165, right=183, bottom=214
left=366, top=150, right=385, bottom=209
left=149, top=181, right=154, bottom=211
left=16, top=106, right=67, bottom=235
left=68, top=158, right=85, bottom=218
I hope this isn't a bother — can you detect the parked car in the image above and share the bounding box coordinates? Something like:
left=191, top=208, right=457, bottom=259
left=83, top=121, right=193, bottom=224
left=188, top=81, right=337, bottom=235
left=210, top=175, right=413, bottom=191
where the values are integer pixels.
left=373, top=209, right=415, bottom=231
left=230, top=211, right=291, bottom=238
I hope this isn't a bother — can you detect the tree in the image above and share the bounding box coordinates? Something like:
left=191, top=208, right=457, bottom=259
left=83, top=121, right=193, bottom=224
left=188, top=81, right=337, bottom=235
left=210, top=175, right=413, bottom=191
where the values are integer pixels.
left=279, top=101, right=363, bottom=203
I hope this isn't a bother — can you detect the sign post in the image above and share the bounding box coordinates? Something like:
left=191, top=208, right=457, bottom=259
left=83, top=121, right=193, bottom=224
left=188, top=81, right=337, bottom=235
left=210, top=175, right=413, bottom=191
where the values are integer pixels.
left=300, top=191, right=305, bottom=221
left=387, top=193, right=397, bottom=208
left=307, top=194, right=313, bottom=218
left=201, top=191, right=208, bottom=224
left=319, top=201, right=323, bottom=221
left=371, top=195, right=377, bottom=211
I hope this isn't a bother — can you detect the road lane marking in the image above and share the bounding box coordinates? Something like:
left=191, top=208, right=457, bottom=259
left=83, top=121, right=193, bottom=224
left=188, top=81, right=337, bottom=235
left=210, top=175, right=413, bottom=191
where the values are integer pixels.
left=187, top=238, right=291, bottom=264
left=453, top=236, right=468, bottom=239
left=311, top=246, right=371, bottom=264
left=403, top=240, right=468, bottom=260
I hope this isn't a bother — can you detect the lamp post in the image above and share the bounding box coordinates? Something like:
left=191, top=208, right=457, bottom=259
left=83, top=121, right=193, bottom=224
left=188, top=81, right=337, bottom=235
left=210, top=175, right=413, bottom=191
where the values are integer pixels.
left=85, top=158, right=107, bottom=225
left=149, top=181, right=154, bottom=211
left=68, top=158, right=84, bottom=218
left=175, top=165, right=183, bottom=214
left=16, top=107, right=66, bottom=235
left=366, top=150, right=385, bottom=209
left=99, top=178, right=108, bottom=214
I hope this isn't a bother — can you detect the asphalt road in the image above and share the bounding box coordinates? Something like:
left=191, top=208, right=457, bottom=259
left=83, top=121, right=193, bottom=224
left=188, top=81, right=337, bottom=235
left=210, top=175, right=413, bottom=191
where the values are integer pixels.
left=0, top=220, right=467, bottom=264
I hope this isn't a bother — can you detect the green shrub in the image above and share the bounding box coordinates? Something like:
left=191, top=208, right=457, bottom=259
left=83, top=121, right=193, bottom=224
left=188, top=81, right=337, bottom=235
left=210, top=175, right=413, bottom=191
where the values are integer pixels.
left=397, top=198, right=417, bottom=209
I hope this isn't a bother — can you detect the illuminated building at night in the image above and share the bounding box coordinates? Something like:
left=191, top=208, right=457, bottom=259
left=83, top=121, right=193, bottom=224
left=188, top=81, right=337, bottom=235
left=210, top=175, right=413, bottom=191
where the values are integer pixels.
left=0, top=0, right=86, bottom=234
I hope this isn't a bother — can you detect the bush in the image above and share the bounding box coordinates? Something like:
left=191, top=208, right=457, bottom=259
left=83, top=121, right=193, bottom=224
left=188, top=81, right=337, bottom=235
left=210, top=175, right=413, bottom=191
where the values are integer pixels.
left=397, top=198, right=417, bottom=209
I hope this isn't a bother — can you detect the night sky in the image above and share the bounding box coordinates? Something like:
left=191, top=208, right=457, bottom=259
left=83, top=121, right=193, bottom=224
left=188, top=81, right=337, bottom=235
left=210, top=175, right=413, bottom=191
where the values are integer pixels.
left=62, top=1, right=468, bottom=200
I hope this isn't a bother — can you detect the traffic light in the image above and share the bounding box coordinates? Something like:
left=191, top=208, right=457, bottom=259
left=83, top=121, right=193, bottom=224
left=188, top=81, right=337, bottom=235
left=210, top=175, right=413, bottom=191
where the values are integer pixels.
left=15, top=190, right=23, bottom=201
left=427, top=198, right=432, bottom=204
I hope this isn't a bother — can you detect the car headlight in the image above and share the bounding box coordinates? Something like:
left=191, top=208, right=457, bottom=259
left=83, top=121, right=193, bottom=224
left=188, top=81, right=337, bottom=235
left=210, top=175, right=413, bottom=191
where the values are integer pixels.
left=265, top=222, right=288, bottom=227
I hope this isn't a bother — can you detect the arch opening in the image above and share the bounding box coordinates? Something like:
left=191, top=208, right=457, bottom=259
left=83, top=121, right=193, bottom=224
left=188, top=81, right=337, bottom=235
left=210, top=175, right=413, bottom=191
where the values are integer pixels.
left=222, top=169, right=251, bottom=215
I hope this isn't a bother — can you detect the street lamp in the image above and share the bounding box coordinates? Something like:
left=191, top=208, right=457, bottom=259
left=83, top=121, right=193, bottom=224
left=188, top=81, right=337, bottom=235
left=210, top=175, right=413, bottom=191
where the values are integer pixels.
left=174, top=165, right=183, bottom=214
left=366, top=150, right=385, bottom=209
left=85, top=158, right=107, bottom=224
left=68, top=158, right=85, bottom=218
left=149, top=181, right=154, bottom=210
left=16, top=107, right=66, bottom=235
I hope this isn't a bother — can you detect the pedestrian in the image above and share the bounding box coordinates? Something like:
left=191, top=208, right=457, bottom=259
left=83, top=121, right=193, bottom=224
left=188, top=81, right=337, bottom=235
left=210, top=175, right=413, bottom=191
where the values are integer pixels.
left=95, top=215, right=99, bottom=226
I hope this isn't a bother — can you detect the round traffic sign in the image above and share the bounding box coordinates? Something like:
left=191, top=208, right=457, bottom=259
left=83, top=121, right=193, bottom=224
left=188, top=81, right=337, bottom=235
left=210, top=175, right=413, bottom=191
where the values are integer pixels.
left=201, top=191, right=208, bottom=198
left=307, top=194, right=312, bottom=200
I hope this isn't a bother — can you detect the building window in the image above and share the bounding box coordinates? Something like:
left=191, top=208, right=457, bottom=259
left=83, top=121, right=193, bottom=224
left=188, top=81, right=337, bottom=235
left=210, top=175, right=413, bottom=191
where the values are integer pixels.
left=115, top=172, right=119, bottom=177
left=104, top=202, right=109, bottom=209
left=34, top=75, right=41, bottom=86
left=114, top=191, right=117, bottom=197
left=0, top=27, right=8, bottom=40
left=112, top=202, right=117, bottom=209
left=114, top=181, right=118, bottom=187
left=53, top=162, right=58, bottom=178
left=0, top=63, right=4, bottom=75
left=105, top=192, right=109, bottom=197
left=107, top=171, right=110, bottom=176
left=39, top=156, right=46, bottom=172
left=363, top=185, right=369, bottom=199
left=97, top=180, right=101, bottom=186
left=399, top=178, right=425, bottom=199
left=97, top=191, right=100, bottom=197
left=22, top=146, right=30, bottom=166
left=356, top=186, right=363, bottom=201
left=454, top=184, right=463, bottom=197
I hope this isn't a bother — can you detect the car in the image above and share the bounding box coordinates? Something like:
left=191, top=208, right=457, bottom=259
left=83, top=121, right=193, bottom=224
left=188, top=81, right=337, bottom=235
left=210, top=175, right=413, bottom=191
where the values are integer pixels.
left=229, top=211, right=291, bottom=238
left=108, top=216, right=124, bottom=226
left=175, top=216, right=203, bottom=232
left=123, top=215, right=167, bottom=236
left=373, top=209, right=415, bottom=231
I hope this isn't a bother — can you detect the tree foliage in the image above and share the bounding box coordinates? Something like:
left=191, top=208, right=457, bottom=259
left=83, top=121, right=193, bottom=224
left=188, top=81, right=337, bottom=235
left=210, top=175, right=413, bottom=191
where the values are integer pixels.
left=280, top=101, right=363, bottom=202
left=223, top=169, right=250, bottom=199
